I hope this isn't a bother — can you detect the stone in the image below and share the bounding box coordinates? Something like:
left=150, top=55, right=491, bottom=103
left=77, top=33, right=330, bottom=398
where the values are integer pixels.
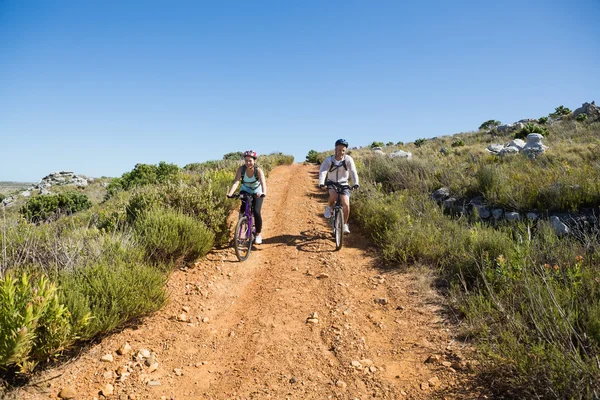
left=58, top=386, right=77, bottom=399
left=101, top=353, right=114, bottom=363
left=316, top=273, right=330, bottom=279
left=117, top=343, right=132, bottom=355
left=100, top=384, right=114, bottom=397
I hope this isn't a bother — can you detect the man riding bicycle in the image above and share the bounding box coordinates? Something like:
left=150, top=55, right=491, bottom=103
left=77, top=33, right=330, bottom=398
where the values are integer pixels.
left=318, top=139, right=359, bottom=234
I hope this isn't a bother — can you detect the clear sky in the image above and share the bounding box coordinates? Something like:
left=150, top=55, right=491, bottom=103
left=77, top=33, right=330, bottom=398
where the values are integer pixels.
left=1, top=0, right=599, bottom=182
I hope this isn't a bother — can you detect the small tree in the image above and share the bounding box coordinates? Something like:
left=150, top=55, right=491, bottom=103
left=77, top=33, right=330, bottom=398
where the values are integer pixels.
left=549, top=105, right=571, bottom=118
left=414, top=138, right=426, bottom=148
left=370, top=141, right=385, bottom=149
left=514, top=123, right=548, bottom=140
left=538, top=116, right=549, bottom=125
left=305, top=150, right=319, bottom=163
left=479, top=120, right=501, bottom=131
left=575, top=113, right=588, bottom=122
left=222, top=152, right=243, bottom=161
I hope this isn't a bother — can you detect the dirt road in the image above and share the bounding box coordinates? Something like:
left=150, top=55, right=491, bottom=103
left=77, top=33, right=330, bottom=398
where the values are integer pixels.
left=12, top=163, right=477, bottom=399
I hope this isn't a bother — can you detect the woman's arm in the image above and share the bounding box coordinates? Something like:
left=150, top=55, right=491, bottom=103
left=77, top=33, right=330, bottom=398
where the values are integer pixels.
left=258, top=168, right=267, bottom=196
left=227, top=166, right=243, bottom=197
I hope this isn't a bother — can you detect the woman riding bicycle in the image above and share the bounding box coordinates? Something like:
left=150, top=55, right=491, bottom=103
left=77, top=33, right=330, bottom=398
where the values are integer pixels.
left=227, top=150, right=267, bottom=244
left=318, top=139, right=359, bottom=234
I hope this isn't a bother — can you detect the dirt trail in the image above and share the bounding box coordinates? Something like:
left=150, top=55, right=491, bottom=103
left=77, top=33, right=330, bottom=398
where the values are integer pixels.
left=12, top=164, right=478, bottom=400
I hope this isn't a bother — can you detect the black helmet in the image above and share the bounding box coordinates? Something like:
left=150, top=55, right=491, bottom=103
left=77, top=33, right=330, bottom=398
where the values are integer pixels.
left=335, top=138, right=348, bottom=148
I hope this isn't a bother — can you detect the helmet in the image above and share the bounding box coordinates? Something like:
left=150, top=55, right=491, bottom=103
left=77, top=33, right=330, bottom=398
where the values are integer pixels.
left=243, top=150, right=257, bottom=159
left=335, top=138, right=348, bottom=148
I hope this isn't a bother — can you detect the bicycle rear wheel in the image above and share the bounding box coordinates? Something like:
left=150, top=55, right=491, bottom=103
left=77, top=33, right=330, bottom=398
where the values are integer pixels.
left=234, top=216, right=253, bottom=261
left=334, top=207, right=344, bottom=250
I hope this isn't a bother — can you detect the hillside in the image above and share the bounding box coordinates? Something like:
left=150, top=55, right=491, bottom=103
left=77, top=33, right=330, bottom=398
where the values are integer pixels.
left=8, top=164, right=481, bottom=400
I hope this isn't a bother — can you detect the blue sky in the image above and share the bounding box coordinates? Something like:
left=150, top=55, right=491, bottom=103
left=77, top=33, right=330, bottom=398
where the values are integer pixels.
left=1, top=1, right=599, bottom=182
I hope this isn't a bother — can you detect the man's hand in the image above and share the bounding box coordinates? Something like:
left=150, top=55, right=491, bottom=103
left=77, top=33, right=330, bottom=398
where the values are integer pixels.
left=260, top=194, right=266, bottom=198
left=352, top=184, right=359, bottom=190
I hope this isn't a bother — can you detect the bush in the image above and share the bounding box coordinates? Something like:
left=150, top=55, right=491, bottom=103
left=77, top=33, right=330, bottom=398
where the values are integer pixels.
left=538, top=116, right=549, bottom=125
left=514, top=123, right=548, bottom=140
left=20, top=192, right=92, bottom=223
left=106, top=162, right=181, bottom=198
left=370, top=141, right=385, bottom=148
left=0, top=273, right=79, bottom=372
left=58, top=259, right=166, bottom=338
left=306, top=150, right=319, bottom=163
left=134, top=208, right=214, bottom=264
left=451, top=140, right=465, bottom=148
left=576, top=113, right=588, bottom=122
left=222, top=151, right=243, bottom=161
left=479, top=120, right=501, bottom=131
left=549, top=105, right=572, bottom=118
left=414, top=138, right=427, bottom=148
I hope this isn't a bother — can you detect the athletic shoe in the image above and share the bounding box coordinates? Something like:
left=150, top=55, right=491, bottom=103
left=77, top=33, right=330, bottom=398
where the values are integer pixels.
left=324, top=205, right=332, bottom=219
left=255, top=234, right=262, bottom=244
left=343, top=224, right=350, bottom=234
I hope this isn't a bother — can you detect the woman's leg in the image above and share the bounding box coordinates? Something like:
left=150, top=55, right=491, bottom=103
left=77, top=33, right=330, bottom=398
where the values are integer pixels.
left=253, top=195, right=264, bottom=234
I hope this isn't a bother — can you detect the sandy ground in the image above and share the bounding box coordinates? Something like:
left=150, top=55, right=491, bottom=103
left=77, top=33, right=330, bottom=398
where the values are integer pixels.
left=9, top=163, right=483, bottom=400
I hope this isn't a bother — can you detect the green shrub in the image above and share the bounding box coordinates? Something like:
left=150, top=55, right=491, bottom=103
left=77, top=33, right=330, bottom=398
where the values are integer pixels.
left=106, top=162, right=181, bottom=198
left=0, top=194, right=5, bottom=203
left=576, top=113, right=588, bottom=122
left=514, top=123, right=549, bottom=140
left=370, top=141, right=385, bottom=148
left=20, top=192, right=92, bottom=223
left=305, top=150, right=319, bottom=163
left=538, top=116, right=549, bottom=125
left=134, top=208, right=214, bottom=264
left=0, top=273, right=78, bottom=372
left=414, top=138, right=426, bottom=147
left=549, top=105, right=572, bottom=118
left=451, top=140, right=465, bottom=148
left=222, top=151, right=243, bottom=161
left=479, top=120, right=501, bottom=131
left=58, top=260, right=166, bottom=338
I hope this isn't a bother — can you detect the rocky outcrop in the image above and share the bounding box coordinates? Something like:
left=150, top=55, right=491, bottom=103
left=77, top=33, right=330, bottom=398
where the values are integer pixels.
left=2, top=171, right=93, bottom=206
left=573, top=101, right=599, bottom=121
left=431, top=186, right=598, bottom=237
left=487, top=133, right=547, bottom=158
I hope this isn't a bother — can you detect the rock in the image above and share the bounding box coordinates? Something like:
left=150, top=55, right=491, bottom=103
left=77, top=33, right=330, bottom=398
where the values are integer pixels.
left=101, top=353, right=114, bottom=363
left=177, top=314, right=188, bottom=322
left=58, top=386, right=77, bottom=399
left=389, top=150, right=412, bottom=159
left=147, top=380, right=161, bottom=386
left=173, top=368, right=184, bottom=376
left=425, top=354, right=440, bottom=364
left=103, top=371, right=114, bottom=379
left=351, top=360, right=362, bottom=369
left=335, top=380, right=347, bottom=388
left=428, top=376, right=440, bottom=387
left=148, top=362, right=159, bottom=373
left=117, top=343, right=132, bottom=355
left=550, top=216, right=570, bottom=236
left=504, top=211, right=521, bottom=221
left=306, top=318, right=319, bottom=324
left=316, top=273, right=330, bottom=279
left=374, top=297, right=388, bottom=305
left=138, top=349, right=151, bottom=359
left=100, top=383, right=114, bottom=397
left=182, top=306, right=190, bottom=313
left=522, top=133, right=548, bottom=158
left=420, top=382, right=430, bottom=390
left=431, top=187, right=450, bottom=202
left=289, top=376, right=298, bottom=384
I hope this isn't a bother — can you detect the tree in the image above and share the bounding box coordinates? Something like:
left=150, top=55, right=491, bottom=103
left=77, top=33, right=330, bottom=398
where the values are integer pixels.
left=479, top=120, right=501, bottom=131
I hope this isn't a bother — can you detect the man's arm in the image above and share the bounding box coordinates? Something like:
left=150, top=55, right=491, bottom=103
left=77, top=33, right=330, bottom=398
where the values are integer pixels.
left=318, top=157, right=331, bottom=186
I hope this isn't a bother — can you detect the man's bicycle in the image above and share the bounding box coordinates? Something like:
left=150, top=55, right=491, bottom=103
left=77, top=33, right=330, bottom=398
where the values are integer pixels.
left=227, top=192, right=257, bottom=261
left=324, top=180, right=353, bottom=251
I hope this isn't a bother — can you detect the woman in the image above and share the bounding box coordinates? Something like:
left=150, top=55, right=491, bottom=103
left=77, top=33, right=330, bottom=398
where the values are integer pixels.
left=227, top=150, right=267, bottom=244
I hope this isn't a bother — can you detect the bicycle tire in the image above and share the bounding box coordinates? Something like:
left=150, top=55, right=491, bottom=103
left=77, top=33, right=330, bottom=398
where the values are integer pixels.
left=334, top=206, right=344, bottom=250
left=234, top=216, right=253, bottom=261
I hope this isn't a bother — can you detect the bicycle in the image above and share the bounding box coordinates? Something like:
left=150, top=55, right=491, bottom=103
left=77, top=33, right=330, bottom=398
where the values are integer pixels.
left=323, top=180, right=353, bottom=251
left=227, top=192, right=257, bottom=261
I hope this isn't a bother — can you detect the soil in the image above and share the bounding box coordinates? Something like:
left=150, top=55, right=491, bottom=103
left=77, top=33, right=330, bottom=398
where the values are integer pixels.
left=8, top=163, right=485, bottom=400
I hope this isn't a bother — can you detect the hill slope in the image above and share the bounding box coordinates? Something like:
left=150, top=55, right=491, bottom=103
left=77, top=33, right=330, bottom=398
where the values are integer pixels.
left=10, top=164, right=480, bottom=399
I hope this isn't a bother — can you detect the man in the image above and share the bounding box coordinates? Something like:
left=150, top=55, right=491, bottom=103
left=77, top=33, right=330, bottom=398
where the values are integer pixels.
left=318, top=139, right=359, bottom=234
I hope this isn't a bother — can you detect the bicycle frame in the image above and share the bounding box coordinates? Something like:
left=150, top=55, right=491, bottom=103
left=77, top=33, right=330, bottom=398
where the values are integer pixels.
left=325, top=180, right=351, bottom=251
left=231, top=192, right=256, bottom=261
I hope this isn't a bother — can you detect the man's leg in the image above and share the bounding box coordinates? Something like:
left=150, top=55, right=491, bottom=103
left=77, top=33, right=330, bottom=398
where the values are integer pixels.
left=341, top=195, right=350, bottom=224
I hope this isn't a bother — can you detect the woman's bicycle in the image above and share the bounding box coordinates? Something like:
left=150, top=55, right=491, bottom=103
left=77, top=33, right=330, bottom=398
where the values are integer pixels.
left=227, top=192, right=257, bottom=261
left=324, top=180, right=352, bottom=251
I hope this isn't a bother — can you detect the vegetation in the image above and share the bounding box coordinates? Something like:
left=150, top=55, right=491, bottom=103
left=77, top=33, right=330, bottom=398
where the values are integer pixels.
left=514, top=122, right=549, bottom=140
left=479, top=119, right=501, bottom=131
left=347, top=115, right=600, bottom=398
left=305, top=150, right=319, bottom=163
left=549, top=105, right=572, bottom=118
left=20, top=192, right=92, bottom=222
left=0, top=154, right=294, bottom=377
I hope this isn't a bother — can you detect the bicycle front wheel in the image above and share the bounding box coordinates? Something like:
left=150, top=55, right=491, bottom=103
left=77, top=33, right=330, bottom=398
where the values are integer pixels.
left=334, top=207, right=344, bottom=251
left=234, top=216, right=253, bottom=261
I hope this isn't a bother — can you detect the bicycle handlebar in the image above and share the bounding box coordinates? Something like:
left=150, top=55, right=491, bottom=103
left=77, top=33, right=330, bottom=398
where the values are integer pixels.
left=324, top=180, right=353, bottom=192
